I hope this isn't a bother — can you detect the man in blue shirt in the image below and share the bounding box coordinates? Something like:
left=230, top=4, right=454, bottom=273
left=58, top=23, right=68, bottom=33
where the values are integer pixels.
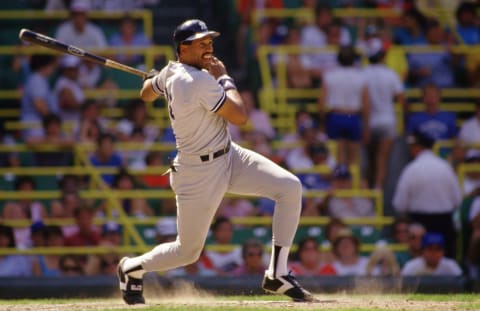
left=407, top=83, right=457, bottom=140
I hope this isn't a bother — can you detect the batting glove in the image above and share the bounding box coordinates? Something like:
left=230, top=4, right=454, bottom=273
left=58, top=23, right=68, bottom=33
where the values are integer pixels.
left=143, top=68, right=159, bottom=82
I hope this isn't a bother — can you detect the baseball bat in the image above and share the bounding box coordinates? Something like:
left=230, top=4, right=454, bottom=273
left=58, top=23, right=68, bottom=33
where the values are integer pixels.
left=18, top=28, right=147, bottom=78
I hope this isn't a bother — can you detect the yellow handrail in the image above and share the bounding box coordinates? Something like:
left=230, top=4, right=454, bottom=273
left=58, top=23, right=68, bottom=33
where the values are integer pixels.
left=0, top=9, right=153, bottom=40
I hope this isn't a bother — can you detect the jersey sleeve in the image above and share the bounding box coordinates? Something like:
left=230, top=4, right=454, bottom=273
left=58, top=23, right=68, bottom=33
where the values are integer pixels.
left=151, top=69, right=167, bottom=97
left=196, top=73, right=227, bottom=113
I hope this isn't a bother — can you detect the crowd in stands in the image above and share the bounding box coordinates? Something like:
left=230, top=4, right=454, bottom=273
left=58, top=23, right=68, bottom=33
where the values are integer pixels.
left=1, top=0, right=480, bottom=282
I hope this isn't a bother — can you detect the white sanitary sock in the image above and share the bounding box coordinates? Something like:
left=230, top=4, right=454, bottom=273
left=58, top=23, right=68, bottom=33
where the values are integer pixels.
left=266, top=245, right=290, bottom=279
left=123, top=256, right=146, bottom=279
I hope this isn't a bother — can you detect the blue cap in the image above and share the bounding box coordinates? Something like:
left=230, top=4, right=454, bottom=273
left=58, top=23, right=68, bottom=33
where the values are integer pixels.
left=422, top=232, right=445, bottom=248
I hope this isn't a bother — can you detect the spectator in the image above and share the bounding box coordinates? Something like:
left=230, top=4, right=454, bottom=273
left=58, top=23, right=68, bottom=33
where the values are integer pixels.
left=389, top=216, right=411, bottom=245
left=295, top=141, right=335, bottom=193
left=406, top=83, right=457, bottom=141
left=465, top=214, right=480, bottom=280
left=398, top=222, right=428, bottom=267
left=165, top=248, right=217, bottom=277
left=97, top=170, right=153, bottom=218
left=232, top=239, right=267, bottom=276
left=155, top=217, right=177, bottom=244
left=278, top=108, right=326, bottom=163
left=205, top=217, right=242, bottom=274
left=407, top=19, right=455, bottom=88
left=289, top=237, right=336, bottom=276
left=141, top=151, right=170, bottom=189
left=115, top=101, right=158, bottom=143
left=459, top=149, right=480, bottom=197
left=401, top=232, right=462, bottom=276
left=54, top=55, right=85, bottom=122
left=457, top=101, right=480, bottom=146
left=393, top=8, right=427, bottom=45
left=109, top=15, right=151, bottom=66
left=217, top=198, right=257, bottom=219
left=26, top=113, right=74, bottom=167
left=85, top=221, right=123, bottom=276
left=0, top=224, right=32, bottom=276
left=123, top=127, right=150, bottom=169
left=393, top=129, right=462, bottom=258
left=319, top=165, right=375, bottom=218
left=76, top=101, right=105, bottom=144
left=320, top=218, right=348, bottom=263
left=363, top=38, right=406, bottom=189
left=50, top=190, right=82, bottom=219
left=455, top=2, right=480, bottom=45
left=31, top=225, right=64, bottom=277
left=89, top=133, right=123, bottom=187
left=0, top=121, right=20, bottom=167
left=229, top=90, right=275, bottom=140
left=331, top=228, right=369, bottom=276
left=284, top=119, right=331, bottom=171
left=283, top=26, right=313, bottom=89
left=54, top=0, right=107, bottom=48
left=300, top=5, right=351, bottom=81
left=29, top=221, right=47, bottom=248
left=366, top=246, right=400, bottom=276
left=59, top=254, right=84, bottom=276
left=20, top=54, right=57, bottom=140
left=64, top=205, right=101, bottom=247
left=318, top=45, right=369, bottom=166
left=2, top=176, right=47, bottom=248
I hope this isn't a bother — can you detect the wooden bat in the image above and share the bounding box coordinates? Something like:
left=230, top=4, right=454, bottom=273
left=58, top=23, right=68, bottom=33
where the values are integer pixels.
left=18, top=28, right=147, bottom=78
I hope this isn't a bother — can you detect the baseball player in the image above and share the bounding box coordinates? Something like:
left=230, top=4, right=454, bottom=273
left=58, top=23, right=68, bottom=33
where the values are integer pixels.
left=116, top=19, right=314, bottom=304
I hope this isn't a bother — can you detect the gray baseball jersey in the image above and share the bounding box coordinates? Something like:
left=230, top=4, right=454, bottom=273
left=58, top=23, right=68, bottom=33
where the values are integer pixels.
left=138, top=60, right=303, bottom=274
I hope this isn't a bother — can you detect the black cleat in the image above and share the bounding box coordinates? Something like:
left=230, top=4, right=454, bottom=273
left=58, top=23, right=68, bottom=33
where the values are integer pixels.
left=262, top=272, right=315, bottom=302
left=117, top=257, right=145, bottom=305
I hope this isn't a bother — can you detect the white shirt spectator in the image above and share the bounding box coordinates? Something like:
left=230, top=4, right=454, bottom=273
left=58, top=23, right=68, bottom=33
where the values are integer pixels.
left=54, top=76, right=85, bottom=121
left=458, top=116, right=480, bottom=145
left=206, top=246, right=243, bottom=273
left=468, top=197, right=480, bottom=221
left=401, top=257, right=462, bottom=276
left=363, top=63, right=404, bottom=130
left=300, top=25, right=350, bottom=71
left=323, top=67, right=366, bottom=111
left=55, top=22, right=107, bottom=48
left=332, top=256, right=369, bottom=276
left=393, top=150, right=462, bottom=214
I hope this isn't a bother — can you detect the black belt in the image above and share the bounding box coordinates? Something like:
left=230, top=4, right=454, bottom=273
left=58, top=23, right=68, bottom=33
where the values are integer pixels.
left=200, top=142, right=231, bottom=162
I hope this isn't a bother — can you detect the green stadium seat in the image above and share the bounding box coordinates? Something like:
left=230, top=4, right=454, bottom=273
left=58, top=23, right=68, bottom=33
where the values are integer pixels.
left=294, top=226, right=324, bottom=244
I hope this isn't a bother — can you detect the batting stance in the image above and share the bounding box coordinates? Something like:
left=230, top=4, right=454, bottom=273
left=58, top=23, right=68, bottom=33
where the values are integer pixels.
left=117, top=19, right=314, bottom=304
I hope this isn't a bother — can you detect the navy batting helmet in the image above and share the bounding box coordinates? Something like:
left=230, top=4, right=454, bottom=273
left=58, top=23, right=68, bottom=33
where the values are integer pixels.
left=173, top=19, right=220, bottom=48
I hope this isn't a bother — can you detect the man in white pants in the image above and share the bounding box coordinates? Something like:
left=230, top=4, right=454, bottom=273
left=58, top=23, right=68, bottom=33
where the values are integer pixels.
left=116, top=19, right=314, bottom=304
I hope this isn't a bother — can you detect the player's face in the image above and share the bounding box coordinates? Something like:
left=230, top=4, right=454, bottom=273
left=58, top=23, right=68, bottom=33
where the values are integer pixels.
left=182, top=36, right=214, bottom=69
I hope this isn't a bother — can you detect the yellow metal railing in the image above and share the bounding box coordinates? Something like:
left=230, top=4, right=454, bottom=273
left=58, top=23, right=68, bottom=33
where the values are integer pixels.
left=257, top=44, right=480, bottom=134
left=0, top=9, right=153, bottom=40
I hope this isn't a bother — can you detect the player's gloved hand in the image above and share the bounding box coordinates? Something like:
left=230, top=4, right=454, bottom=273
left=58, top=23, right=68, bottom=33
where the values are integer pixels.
left=143, top=69, right=159, bottom=82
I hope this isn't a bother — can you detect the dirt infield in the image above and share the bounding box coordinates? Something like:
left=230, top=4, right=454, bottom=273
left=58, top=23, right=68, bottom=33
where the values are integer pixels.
left=1, top=294, right=477, bottom=311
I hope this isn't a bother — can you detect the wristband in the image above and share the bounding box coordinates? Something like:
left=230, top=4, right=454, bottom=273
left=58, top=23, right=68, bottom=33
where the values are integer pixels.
left=217, top=74, right=237, bottom=91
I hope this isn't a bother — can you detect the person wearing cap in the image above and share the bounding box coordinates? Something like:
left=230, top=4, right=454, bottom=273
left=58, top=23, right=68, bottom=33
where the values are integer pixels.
left=318, top=165, right=375, bottom=218
left=393, top=129, right=462, bottom=258
left=318, top=45, right=370, bottom=167
left=401, top=232, right=462, bottom=276
left=54, top=55, right=85, bottom=122
left=54, top=0, right=107, bottom=48
left=117, top=19, right=314, bottom=304
left=362, top=37, right=406, bottom=189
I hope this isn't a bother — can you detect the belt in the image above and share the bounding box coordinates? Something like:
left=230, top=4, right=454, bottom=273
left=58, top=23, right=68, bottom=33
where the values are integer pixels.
left=200, top=142, right=231, bottom=162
